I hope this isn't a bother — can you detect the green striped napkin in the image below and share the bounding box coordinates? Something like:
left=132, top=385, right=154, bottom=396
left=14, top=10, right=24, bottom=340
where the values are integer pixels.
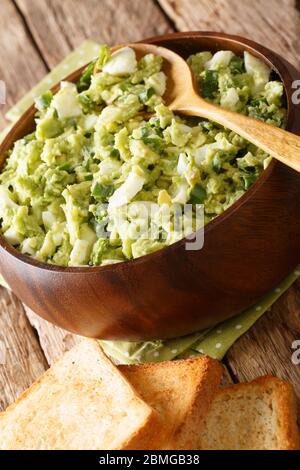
left=1, top=41, right=299, bottom=364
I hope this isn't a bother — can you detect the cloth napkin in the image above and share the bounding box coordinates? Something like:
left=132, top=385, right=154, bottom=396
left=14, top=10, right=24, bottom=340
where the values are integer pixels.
left=1, top=40, right=299, bottom=364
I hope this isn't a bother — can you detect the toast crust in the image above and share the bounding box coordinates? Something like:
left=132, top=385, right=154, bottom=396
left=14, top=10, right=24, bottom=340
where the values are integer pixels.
left=0, top=340, right=160, bottom=450
left=200, top=375, right=300, bottom=451
left=120, top=356, right=223, bottom=449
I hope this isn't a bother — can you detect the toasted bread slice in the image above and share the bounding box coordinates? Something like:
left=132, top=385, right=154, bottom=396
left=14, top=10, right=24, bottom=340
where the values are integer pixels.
left=199, top=376, right=300, bottom=450
left=0, top=340, right=159, bottom=450
left=119, top=356, right=223, bottom=449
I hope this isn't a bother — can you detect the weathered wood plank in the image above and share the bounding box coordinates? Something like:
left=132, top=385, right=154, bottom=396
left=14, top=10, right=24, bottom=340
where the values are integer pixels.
left=24, top=306, right=235, bottom=392
left=0, top=288, right=48, bottom=411
left=1, top=0, right=299, bottom=419
left=226, top=279, right=300, bottom=417
left=24, top=306, right=236, bottom=385
left=0, top=0, right=50, bottom=411
left=24, top=307, right=80, bottom=365
left=158, top=0, right=300, bottom=68
left=15, top=0, right=173, bottom=69
left=0, top=0, right=48, bottom=131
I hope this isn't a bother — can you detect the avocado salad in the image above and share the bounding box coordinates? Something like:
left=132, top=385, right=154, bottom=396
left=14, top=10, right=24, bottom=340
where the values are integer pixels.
left=0, top=46, right=287, bottom=267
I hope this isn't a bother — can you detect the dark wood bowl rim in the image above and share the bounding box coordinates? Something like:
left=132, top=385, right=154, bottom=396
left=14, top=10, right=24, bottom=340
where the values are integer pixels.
left=0, top=31, right=295, bottom=274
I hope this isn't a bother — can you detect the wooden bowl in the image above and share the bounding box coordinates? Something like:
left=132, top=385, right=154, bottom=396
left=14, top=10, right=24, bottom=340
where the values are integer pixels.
left=1, top=32, right=300, bottom=341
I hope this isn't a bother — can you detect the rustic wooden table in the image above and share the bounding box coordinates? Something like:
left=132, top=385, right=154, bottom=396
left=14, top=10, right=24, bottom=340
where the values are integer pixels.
left=0, top=0, right=300, bottom=420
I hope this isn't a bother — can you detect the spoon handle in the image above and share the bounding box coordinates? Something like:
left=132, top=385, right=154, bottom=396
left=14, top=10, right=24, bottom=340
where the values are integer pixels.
left=173, top=95, right=300, bottom=173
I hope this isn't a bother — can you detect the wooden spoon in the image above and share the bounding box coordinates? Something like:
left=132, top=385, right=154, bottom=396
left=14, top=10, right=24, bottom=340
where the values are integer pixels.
left=112, top=43, right=300, bottom=173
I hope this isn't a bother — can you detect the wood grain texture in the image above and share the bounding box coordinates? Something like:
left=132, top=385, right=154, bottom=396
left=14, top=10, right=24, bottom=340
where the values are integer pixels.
left=14, top=0, right=173, bottom=68
left=0, top=288, right=48, bottom=411
left=0, top=0, right=49, bottom=412
left=0, top=0, right=48, bottom=131
left=158, top=0, right=300, bottom=68
left=0, top=0, right=299, bottom=424
left=24, top=307, right=80, bottom=366
left=24, top=306, right=234, bottom=391
left=178, top=96, right=300, bottom=174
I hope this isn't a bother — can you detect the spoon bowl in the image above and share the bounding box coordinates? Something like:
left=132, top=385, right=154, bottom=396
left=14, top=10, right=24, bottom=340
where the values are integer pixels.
left=111, top=43, right=193, bottom=107
left=120, top=42, right=300, bottom=173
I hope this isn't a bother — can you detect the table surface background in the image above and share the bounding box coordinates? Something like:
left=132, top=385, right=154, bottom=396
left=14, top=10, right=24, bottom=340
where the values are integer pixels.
left=0, top=0, right=300, bottom=421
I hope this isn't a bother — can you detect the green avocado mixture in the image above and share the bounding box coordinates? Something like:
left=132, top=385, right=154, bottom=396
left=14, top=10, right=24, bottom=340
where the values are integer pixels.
left=0, top=46, right=287, bottom=267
